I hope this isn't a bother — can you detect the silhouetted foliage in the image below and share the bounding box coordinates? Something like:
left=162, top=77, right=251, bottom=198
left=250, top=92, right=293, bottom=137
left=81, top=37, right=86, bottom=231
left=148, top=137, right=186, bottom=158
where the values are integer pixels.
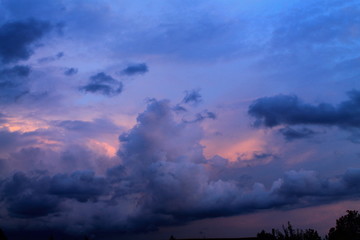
left=257, top=222, right=321, bottom=240
left=0, top=228, right=7, bottom=240
left=327, top=210, right=360, bottom=240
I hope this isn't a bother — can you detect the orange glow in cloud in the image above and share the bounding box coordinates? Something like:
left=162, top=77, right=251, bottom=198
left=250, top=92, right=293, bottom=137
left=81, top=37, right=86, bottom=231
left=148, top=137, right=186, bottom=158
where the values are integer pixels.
left=2, top=117, right=49, bottom=133
left=87, top=139, right=117, bottom=157
left=202, top=131, right=268, bottom=162
left=113, top=114, right=137, bottom=130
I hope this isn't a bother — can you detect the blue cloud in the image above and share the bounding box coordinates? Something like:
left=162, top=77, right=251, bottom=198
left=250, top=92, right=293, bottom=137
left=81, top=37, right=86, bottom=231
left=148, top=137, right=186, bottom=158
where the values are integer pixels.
left=0, top=19, right=51, bottom=64
left=120, top=63, right=148, bottom=76
left=80, top=72, right=123, bottom=97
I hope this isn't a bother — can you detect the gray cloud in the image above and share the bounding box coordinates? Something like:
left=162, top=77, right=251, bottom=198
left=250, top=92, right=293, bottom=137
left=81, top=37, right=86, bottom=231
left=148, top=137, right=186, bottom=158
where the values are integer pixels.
left=1, top=170, right=107, bottom=219
left=48, top=171, right=108, bottom=202
left=64, top=67, right=78, bottom=76
left=2, top=99, right=360, bottom=236
left=182, top=89, right=202, bottom=105
left=0, top=19, right=52, bottom=64
left=279, top=127, right=317, bottom=141
left=0, top=65, right=32, bottom=104
left=248, top=90, right=360, bottom=129
left=80, top=72, right=123, bottom=97
left=120, top=63, right=148, bottom=76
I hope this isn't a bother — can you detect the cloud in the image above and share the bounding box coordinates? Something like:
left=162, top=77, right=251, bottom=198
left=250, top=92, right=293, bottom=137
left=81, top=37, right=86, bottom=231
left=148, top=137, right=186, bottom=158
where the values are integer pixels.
left=279, top=127, right=317, bottom=141
left=248, top=90, right=360, bottom=129
left=64, top=67, right=78, bottom=76
left=0, top=65, right=31, bottom=103
left=1, top=172, right=61, bottom=218
left=0, top=65, right=30, bottom=77
left=184, top=110, right=217, bottom=123
left=182, top=89, right=202, bottom=105
left=2, top=98, right=360, bottom=236
left=37, top=52, right=64, bottom=63
left=173, top=104, right=187, bottom=112
left=1, top=170, right=108, bottom=218
left=0, top=19, right=52, bottom=64
left=120, top=63, right=148, bottom=76
left=54, top=118, right=120, bottom=134
left=80, top=72, right=123, bottom=97
left=48, top=171, right=108, bottom=202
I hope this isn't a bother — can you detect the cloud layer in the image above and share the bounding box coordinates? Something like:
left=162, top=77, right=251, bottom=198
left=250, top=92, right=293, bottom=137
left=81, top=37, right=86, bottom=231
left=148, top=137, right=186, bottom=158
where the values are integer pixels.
left=1, top=99, right=360, bottom=237
left=248, top=90, right=360, bottom=129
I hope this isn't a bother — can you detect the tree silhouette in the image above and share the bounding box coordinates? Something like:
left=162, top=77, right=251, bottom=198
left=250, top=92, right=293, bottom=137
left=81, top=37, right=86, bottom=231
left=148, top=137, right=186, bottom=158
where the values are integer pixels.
left=257, top=222, right=321, bottom=240
left=0, top=228, right=7, bottom=240
left=327, top=210, right=360, bottom=240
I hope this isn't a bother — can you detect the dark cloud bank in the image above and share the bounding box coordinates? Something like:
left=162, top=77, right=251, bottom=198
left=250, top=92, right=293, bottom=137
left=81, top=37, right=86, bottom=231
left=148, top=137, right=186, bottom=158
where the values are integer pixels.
left=248, top=90, right=360, bottom=140
left=0, top=19, right=52, bottom=64
left=0, top=18, right=52, bottom=104
left=1, top=99, right=360, bottom=238
left=0, top=65, right=31, bottom=103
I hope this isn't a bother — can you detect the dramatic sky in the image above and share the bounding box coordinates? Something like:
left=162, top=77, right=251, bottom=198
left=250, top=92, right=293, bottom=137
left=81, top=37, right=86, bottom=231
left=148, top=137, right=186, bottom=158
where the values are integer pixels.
left=1, top=0, right=360, bottom=239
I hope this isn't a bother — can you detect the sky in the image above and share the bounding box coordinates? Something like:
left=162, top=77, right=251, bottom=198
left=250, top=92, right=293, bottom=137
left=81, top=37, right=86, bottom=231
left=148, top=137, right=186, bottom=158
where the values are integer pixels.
left=1, top=0, right=360, bottom=239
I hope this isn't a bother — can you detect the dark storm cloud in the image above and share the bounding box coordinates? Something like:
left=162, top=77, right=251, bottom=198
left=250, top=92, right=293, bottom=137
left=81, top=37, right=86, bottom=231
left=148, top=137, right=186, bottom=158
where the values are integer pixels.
left=248, top=90, right=360, bottom=128
left=0, top=65, right=31, bottom=77
left=1, top=172, right=60, bottom=218
left=279, top=127, right=317, bottom=141
left=0, top=19, right=52, bottom=64
left=48, top=171, right=108, bottom=202
left=182, top=89, right=202, bottom=105
left=3, top=99, right=360, bottom=236
left=0, top=170, right=108, bottom=218
left=64, top=67, right=78, bottom=76
left=80, top=72, right=123, bottom=97
left=120, top=63, right=148, bottom=76
left=0, top=65, right=31, bottom=103
left=8, top=194, right=61, bottom=218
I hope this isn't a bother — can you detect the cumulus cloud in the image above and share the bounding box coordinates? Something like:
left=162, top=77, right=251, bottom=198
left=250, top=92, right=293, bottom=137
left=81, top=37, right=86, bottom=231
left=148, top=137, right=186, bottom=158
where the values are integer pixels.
left=0, top=19, right=52, bottom=64
left=2, top=98, right=360, bottom=236
left=80, top=72, right=123, bottom=97
left=248, top=90, right=360, bottom=129
left=1, top=170, right=107, bottom=218
left=120, top=63, right=148, bottom=76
